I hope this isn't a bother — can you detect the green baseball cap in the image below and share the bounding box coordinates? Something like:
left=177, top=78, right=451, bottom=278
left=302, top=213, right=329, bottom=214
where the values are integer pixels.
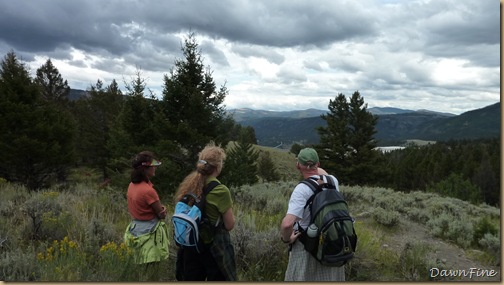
left=297, top=148, right=319, bottom=165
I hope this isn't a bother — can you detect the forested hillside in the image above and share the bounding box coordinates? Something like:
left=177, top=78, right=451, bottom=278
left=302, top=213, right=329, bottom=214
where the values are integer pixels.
left=238, top=103, right=500, bottom=147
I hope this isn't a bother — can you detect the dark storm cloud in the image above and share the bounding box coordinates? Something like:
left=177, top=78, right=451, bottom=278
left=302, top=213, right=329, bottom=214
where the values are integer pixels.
left=0, top=1, right=133, bottom=55
left=0, top=0, right=376, bottom=54
left=0, top=0, right=498, bottom=114
left=200, top=41, right=229, bottom=67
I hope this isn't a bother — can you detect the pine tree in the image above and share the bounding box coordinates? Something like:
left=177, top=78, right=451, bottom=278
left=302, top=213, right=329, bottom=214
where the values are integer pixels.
left=0, top=51, right=75, bottom=189
left=35, top=58, right=75, bottom=181
left=289, top=143, right=304, bottom=156
left=73, top=79, right=123, bottom=179
left=161, top=32, right=235, bottom=164
left=221, top=131, right=260, bottom=188
left=346, top=91, right=379, bottom=184
left=257, top=151, right=281, bottom=182
left=316, top=91, right=378, bottom=185
left=316, top=93, right=351, bottom=179
left=35, top=59, right=70, bottom=106
left=107, top=72, right=156, bottom=163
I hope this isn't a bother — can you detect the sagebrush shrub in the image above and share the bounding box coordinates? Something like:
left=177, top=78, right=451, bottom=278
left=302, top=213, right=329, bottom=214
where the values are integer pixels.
left=426, top=212, right=451, bottom=238
left=427, top=213, right=474, bottom=248
left=446, top=218, right=473, bottom=248
left=405, top=208, right=429, bottom=223
left=398, top=242, right=432, bottom=281
left=372, top=207, right=401, bottom=227
left=22, top=192, right=64, bottom=241
left=0, top=246, right=39, bottom=281
left=478, top=233, right=501, bottom=265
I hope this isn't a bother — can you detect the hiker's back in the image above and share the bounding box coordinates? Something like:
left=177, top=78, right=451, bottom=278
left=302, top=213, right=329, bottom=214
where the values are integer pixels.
left=298, top=175, right=358, bottom=267
left=171, top=181, right=220, bottom=251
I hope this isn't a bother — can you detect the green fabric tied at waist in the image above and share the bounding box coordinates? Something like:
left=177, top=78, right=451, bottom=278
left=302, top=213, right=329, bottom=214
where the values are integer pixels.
left=124, top=219, right=170, bottom=264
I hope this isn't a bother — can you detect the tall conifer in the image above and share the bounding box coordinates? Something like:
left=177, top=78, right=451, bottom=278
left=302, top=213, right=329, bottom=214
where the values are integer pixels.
left=0, top=52, right=75, bottom=189
left=161, top=32, right=235, bottom=165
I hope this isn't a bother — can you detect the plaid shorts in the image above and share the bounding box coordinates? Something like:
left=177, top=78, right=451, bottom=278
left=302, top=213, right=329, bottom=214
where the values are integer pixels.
left=285, top=241, right=345, bottom=281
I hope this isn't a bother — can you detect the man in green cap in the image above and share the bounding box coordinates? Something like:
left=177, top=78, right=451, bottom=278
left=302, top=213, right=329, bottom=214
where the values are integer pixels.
left=280, top=148, right=344, bottom=281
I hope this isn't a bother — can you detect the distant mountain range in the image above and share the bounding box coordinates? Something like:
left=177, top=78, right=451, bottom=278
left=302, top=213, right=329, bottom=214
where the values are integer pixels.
left=68, top=89, right=500, bottom=147
left=228, top=106, right=456, bottom=121
left=230, top=103, right=500, bottom=147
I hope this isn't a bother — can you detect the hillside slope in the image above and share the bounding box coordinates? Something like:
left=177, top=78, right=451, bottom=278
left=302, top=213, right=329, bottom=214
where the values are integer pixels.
left=239, top=103, right=500, bottom=147
left=414, top=102, right=501, bottom=140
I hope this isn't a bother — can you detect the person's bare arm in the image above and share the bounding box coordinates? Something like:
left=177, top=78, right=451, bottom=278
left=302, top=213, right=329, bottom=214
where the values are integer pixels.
left=151, top=200, right=167, bottom=219
left=280, top=214, right=301, bottom=243
left=222, top=207, right=235, bottom=231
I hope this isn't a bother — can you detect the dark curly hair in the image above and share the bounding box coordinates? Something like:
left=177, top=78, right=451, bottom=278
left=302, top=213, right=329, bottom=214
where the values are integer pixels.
left=130, top=151, right=159, bottom=183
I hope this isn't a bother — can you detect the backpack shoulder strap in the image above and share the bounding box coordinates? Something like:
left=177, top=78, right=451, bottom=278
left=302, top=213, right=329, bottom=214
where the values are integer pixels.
left=300, top=176, right=323, bottom=209
left=203, top=180, right=220, bottom=196
left=196, top=180, right=221, bottom=216
left=320, top=174, right=337, bottom=190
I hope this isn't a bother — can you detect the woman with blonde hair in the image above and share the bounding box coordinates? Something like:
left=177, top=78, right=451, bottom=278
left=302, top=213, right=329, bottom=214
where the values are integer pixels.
left=174, top=142, right=237, bottom=281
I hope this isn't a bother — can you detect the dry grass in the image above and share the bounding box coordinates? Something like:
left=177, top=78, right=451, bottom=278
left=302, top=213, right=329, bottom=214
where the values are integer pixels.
left=0, top=154, right=500, bottom=281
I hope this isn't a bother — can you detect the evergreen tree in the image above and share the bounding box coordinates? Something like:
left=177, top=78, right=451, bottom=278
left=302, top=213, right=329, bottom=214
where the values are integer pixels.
left=317, top=94, right=350, bottom=175
left=0, top=51, right=75, bottom=189
left=34, top=59, right=70, bottom=106
left=289, top=143, right=304, bottom=156
left=346, top=91, right=379, bottom=184
left=316, top=91, right=378, bottom=185
left=221, top=135, right=259, bottom=188
left=383, top=138, right=499, bottom=205
left=35, top=58, right=75, bottom=181
left=257, top=151, right=281, bottom=182
left=106, top=71, right=184, bottom=194
left=73, top=79, right=123, bottom=179
left=472, top=152, right=499, bottom=206
left=161, top=32, right=235, bottom=165
left=108, top=72, right=156, bottom=163
left=240, top=126, right=258, bottom=144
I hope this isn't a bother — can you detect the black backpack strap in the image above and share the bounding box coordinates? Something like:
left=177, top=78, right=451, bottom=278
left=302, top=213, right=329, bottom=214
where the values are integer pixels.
left=196, top=180, right=220, bottom=217
left=203, top=180, right=220, bottom=196
left=295, top=176, right=324, bottom=235
left=300, top=175, right=325, bottom=209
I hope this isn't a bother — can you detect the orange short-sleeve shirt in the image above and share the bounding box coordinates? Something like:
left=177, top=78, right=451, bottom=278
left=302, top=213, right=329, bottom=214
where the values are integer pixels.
left=127, top=181, right=160, bottom=220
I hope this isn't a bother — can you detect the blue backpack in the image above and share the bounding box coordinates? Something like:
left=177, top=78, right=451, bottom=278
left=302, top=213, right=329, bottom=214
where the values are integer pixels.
left=171, top=181, right=220, bottom=252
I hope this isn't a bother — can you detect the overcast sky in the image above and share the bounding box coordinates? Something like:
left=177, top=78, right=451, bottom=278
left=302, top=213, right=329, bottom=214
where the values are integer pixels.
left=0, top=0, right=499, bottom=115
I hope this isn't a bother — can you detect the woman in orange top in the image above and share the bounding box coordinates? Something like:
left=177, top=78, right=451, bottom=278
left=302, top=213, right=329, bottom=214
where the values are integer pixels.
left=124, top=151, right=169, bottom=269
left=127, top=151, right=166, bottom=220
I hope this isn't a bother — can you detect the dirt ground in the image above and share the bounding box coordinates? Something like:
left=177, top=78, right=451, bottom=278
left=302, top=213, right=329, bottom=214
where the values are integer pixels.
left=382, top=219, right=501, bottom=282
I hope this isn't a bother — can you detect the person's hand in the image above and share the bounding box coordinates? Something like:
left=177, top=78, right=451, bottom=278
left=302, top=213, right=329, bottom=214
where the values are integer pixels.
left=158, top=206, right=167, bottom=219
left=291, top=230, right=301, bottom=242
left=282, top=230, right=301, bottom=244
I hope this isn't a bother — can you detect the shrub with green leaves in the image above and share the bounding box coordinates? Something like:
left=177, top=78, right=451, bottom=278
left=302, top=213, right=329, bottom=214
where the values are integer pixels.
left=473, top=216, right=499, bottom=246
